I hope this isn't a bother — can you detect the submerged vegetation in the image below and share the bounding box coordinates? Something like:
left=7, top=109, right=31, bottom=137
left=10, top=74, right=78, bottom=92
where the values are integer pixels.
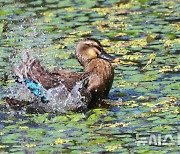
left=0, top=0, right=179, bottom=153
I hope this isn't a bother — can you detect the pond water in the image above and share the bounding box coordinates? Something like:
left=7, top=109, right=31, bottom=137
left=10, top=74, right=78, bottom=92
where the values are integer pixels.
left=0, top=0, right=179, bottom=153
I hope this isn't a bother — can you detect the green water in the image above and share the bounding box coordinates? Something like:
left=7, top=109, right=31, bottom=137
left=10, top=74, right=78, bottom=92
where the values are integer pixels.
left=0, top=0, right=179, bottom=153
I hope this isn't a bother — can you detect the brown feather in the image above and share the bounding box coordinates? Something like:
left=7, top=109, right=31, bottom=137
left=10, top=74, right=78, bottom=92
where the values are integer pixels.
left=7, top=38, right=116, bottom=110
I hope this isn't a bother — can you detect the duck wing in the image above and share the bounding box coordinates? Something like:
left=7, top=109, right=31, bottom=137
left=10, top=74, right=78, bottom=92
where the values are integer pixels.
left=7, top=53, right=91, bottom=111
left=13, top=53, right=81, bottom=90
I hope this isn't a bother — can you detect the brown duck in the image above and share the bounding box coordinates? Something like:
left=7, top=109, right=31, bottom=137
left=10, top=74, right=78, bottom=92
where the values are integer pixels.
left=5, top=38, right=119, bottom=112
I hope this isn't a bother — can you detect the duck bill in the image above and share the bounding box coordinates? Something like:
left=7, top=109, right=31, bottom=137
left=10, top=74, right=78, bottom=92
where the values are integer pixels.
left=98, top=52, right=119, bottom=63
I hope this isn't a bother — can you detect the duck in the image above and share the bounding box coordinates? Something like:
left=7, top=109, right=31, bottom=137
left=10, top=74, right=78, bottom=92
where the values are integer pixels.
left=5, top=38, right=119, bottom=112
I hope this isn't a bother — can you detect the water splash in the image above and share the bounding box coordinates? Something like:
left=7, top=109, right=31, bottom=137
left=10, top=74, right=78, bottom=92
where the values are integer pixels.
left=6, top=82, right=37, bottom=102
left=2, top=18, right=89, bottom=113
left=44, top=79, right=89, bottom=113
left=5, top=78, right=89, bottom=114
left=5, top=18, right=51, bottom=65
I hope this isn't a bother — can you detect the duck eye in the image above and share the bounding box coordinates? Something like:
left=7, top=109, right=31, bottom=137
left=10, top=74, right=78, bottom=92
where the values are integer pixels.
left=93, top=45, right=102, bottom=55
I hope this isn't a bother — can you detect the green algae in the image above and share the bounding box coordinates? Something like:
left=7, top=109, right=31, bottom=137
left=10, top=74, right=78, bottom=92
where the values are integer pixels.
left=0, top=0, right=179, bottom=153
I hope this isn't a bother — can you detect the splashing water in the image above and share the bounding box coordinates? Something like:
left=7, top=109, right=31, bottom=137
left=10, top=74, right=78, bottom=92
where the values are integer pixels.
left=7, top=18, right=51, bottom=66
left=3, top=19, right=89, bottom=113
left=5, top=68, right=89, bottom=113
left=6, top=82, right=38, bottom=103
left=45, top=79, right=89, bottom=113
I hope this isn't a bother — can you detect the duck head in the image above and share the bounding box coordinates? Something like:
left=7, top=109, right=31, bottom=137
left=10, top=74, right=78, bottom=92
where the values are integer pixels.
left=76, top=38, right=119, bottom=67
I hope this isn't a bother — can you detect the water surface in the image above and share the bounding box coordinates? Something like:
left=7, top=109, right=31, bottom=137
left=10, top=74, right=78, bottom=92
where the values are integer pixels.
left=0, top=0, right=179, bottom=153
